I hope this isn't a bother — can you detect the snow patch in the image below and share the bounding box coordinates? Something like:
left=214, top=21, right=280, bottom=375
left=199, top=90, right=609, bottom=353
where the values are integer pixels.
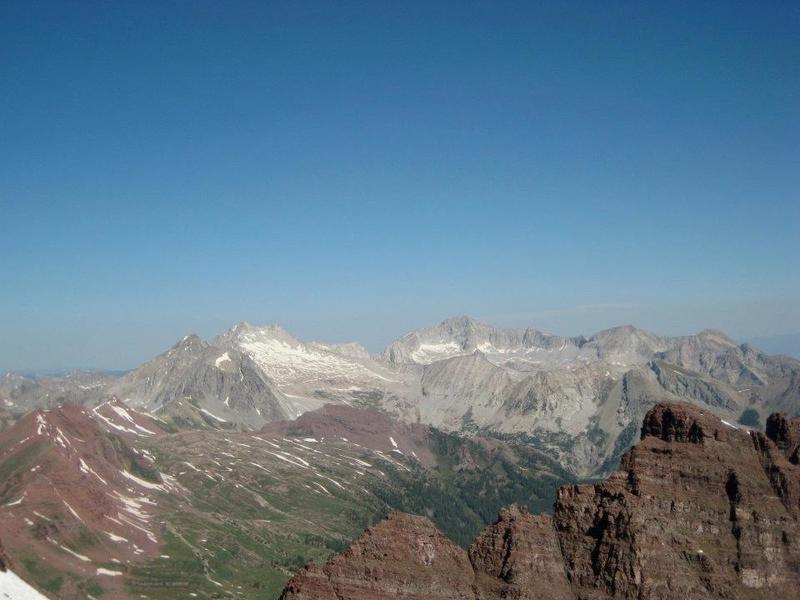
left=105, top=531, right=129, bottom=543
left=215, top=352, right=232, bottom=368
left=234, top=332, right=400, bottom=387
left=53, top=541, right=91, bottom=562
left=120, top=469, right=168, bottom=491
left=0, top=569, right=50, bottom=599
left=93, top=411, right=149, bottom=437
left=200, top=408, right=228, bottom=423
left=263, top=450, right=309, bottom=469
left=63, top=501, right=84, bottom=523
left=410, top=342, right=463, bottom=364
left=109, top=404, right=157, bottom=435
left=79, top=458, right=108, bottom=485
left=3, top=493, right=25, bottom=507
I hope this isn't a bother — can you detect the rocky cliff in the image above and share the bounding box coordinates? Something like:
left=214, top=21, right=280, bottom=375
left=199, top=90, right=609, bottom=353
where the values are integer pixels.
left=280, top=402, right=800, bottom=599
left=469, top=505, right=573, bottom=600
left=554, top=403, right=800, bottom=599
left=280, top=512, right=476, bottom=600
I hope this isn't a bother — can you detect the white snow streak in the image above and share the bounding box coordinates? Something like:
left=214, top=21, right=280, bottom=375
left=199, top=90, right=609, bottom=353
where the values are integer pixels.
left=200, top=408, right=228, bottom=423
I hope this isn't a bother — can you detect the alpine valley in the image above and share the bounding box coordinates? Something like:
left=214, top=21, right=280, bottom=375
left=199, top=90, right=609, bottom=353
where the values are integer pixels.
left=1, top=317, right=799, bottom=598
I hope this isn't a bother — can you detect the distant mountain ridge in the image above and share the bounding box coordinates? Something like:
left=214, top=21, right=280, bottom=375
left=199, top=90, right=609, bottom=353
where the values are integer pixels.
left=380, top=316, right=800, bottom=474
left=2, top=316, right=799, bottom=476
left=1, top=316, right=800, bottom=597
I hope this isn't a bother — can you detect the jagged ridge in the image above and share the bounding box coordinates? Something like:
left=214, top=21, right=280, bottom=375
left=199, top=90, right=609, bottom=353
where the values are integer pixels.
left=280, top=402, right=800, bottom=599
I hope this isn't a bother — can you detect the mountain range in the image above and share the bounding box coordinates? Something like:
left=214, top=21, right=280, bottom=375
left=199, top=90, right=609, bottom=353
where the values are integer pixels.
left=3, top=317, right=798, bottom=476
left=0, top=316, right=799, bottom=598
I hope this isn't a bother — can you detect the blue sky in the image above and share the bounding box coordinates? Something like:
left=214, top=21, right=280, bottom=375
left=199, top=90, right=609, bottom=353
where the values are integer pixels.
left=1, top=1, right=798, bottom=370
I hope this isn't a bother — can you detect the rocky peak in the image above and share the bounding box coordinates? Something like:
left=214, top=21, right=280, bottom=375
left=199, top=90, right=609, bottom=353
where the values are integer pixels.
left=280, top=512, right=475, bottom=599
left=109, top=329, right=291, bottom=427
left=232, top=320, right=253, bottom=333
left=172, top=333, right=206, bottom=351
left=383, top=316, right=573, bottom=365
left=559, top=401, right=800, bottom=598
left=219, top=321, right=298, bottom=345
left=440, top=314, right=478, bottom=329
left=586, top=325, right=668, bottom=363
left=428, top=316, right=486, bottom=348
left=696, top=328, right=739, bottom=347
left=640, top=402, right=713, bottom=443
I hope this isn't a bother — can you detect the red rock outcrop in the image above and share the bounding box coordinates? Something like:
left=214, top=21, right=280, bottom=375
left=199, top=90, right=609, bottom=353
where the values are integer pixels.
left=280, top=402, right=800, bottom=599
left=765, top=411, right=800, bottom=464
left=469, top=505, right=572, bottom=600
left=280, top=512, right=476, bottom=599
left=555, top=403, right=800, bottom=599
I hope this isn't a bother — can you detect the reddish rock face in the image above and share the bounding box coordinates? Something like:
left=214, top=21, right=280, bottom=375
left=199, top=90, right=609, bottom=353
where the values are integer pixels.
left=280, top=512, right=476, bottom=599
left=639, top=402, right=711, bottom=443
left=280, top=402, right=800, bottom=599
left=469, top=505, right=573, bottom=600
left=555, top=403, right=800, bottom=599
left=765, top=412, right=800, bottom=464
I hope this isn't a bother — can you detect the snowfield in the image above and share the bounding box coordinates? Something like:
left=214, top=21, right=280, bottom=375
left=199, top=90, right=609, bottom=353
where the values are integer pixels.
left=224, top=325, right=399, bottom=386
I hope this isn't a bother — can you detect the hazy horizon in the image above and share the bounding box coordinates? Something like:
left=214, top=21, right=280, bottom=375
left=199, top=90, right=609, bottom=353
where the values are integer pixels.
left=2, top=2, right=798, bottom=371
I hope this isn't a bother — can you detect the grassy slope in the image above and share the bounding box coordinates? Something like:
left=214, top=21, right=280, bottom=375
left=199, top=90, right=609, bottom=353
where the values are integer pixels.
left=119, top=428, right=573, bottom=598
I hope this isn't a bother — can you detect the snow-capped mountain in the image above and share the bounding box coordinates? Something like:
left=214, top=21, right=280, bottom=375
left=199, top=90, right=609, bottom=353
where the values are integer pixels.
left=215, top=321, right=415, bottom=415
left=3, top=316, right=799, bottom=476
left=109, top=334, right=291, bottom=428
left=382, top=315, right=586, bottom=369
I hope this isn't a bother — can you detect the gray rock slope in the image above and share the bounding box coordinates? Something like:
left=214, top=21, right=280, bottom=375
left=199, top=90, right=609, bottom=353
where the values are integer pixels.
left=214, top=321, right=417, bottom=417
left=0, top=370, right=114, bottom=415
left=380, top=317, right=800, bottom=475
left=108, top=334, right=291, bottom=428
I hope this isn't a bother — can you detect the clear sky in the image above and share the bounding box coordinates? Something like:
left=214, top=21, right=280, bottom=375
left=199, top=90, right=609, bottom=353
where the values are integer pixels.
left=1, top=1, right=798, bottom=371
